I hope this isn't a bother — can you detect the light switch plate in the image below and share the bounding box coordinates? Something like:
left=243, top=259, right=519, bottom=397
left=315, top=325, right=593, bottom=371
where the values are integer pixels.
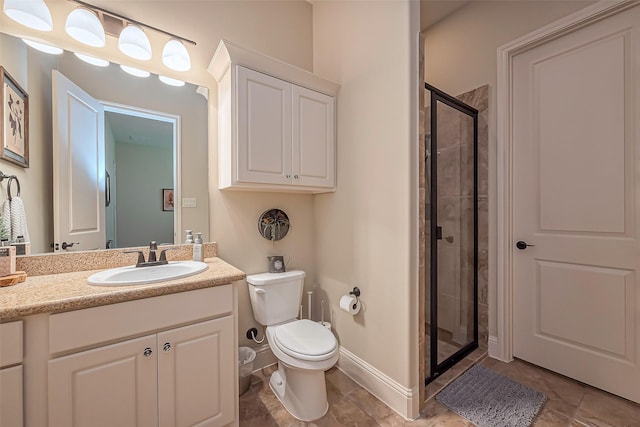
left=182, top=198, right=197, bottom=208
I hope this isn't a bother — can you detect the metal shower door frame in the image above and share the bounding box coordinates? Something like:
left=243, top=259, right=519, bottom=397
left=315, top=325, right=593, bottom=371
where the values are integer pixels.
left=425, top=82, right=479, bottom=385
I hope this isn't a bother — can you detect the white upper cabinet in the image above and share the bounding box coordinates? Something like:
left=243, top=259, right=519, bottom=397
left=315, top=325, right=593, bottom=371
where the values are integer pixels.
left=210, top=40, right=339, bottom=193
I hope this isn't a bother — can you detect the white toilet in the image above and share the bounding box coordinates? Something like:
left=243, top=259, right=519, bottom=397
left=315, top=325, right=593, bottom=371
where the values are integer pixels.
left=246, top=270, right=338, bottom=421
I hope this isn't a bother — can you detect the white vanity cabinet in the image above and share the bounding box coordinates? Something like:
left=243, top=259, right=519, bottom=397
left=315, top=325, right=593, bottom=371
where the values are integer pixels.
left=211, top=40, right=339, bottom=193
left=47, top=286, right=236, bottom=427
left=0, top=321, right=24, bottom=427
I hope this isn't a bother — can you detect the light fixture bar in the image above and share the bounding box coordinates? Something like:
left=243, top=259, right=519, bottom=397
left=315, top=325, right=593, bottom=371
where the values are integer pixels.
left=69, top=0, right=196, bottom=46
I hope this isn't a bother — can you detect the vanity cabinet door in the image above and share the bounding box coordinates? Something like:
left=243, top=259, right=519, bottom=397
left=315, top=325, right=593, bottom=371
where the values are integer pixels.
left=157, top=316, right=234, bottom=427
left=292, top=85, right=335, bottom=188
left=237, top=66, right=292, bottom=186
left=48, top=335, right=158, bottom=427
left=0, top=366, right=23, bottom=427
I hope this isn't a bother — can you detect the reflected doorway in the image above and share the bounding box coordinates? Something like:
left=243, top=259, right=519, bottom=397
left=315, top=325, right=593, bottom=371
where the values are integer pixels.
left=103, top=105, right=178, bottom=249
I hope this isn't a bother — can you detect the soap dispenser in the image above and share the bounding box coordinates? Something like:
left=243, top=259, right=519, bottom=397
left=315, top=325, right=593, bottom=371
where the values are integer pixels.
left=185, top=230, right=194, bottom=244
left=193, top=232, right=204, bottom=262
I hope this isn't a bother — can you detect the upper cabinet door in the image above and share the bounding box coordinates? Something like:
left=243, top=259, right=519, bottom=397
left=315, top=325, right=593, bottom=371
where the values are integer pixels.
left=292, top=86, right=335, bottom=189
left=237, top=66, right=292, bottom=185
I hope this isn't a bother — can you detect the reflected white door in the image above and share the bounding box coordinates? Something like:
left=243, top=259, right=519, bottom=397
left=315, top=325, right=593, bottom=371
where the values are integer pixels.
left=52, top=71, right=105, bottom=251
left=512, top=4, right=640, bottom=403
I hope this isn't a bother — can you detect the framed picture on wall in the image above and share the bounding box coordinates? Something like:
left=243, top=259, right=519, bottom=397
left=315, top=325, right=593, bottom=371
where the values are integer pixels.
left=163, top=188, right=174, bottom=211
left=0, top=67, right=29, bottom=168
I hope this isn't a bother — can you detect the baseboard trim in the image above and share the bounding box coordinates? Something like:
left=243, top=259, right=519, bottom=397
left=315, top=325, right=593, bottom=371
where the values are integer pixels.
left=337, top=346, right=419, bottom=420
left=488, top=335, right=511, bottom=362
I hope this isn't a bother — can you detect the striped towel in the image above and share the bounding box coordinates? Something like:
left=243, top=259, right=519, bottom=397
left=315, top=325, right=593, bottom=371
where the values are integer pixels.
left=1, top=196, right=29, bottom=243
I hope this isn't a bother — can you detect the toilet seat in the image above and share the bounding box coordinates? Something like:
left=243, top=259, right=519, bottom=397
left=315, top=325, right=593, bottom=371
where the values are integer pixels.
left=271, top=319, right=337, bottom=362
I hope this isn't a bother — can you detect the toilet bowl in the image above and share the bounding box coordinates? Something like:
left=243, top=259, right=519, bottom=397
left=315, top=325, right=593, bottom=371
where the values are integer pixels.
left=266, top=319, right=338, bottom=420
left=246, top=271, right=339, bottom=421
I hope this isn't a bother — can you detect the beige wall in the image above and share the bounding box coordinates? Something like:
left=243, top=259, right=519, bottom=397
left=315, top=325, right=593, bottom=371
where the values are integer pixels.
left=423, top=1, right=594, bottom=341
left=1, top=1, right=315, bottom=348
left=313, top=0, right=420, bottom=396
left=0, top=34, right=56, bottom=253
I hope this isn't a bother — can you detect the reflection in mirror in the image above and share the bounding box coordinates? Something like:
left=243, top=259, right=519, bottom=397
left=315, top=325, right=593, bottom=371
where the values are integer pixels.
left=104, top=109, right=174, bottom=249
left=0, top=31, right=208, bottom=255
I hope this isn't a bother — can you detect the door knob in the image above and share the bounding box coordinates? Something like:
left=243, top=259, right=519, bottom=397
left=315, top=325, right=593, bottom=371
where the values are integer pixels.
left=515, top=241, right=535, bottom=250
left=61, top=242, right=79, bottom=250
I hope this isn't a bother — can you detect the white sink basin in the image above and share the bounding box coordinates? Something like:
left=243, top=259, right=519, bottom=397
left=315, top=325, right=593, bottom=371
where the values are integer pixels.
left=88, top=261, right=209, bottom=286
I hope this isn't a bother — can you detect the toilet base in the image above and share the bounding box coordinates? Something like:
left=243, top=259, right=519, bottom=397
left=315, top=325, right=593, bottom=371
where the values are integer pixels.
left=269, top=362, right=329, bottom=421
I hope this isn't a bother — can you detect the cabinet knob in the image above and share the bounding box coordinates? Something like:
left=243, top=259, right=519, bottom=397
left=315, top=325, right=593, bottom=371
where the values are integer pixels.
left=143, top=347, right=153, bottom=357
left=285, top=174, right=291, bottom=179
left=293, top=174, right=299, bottom=179
left=163, top=342, right=172, bottom=352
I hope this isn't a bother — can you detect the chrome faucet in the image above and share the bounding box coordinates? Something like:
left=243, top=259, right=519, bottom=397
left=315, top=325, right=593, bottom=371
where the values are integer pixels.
left=124, top=241, right=176, bottom=267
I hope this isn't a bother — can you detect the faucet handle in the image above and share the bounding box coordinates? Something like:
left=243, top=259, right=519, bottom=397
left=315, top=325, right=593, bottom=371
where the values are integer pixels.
left=159, top=247, right=177, bottom=263
left=123, top=250, right=146, bottom=266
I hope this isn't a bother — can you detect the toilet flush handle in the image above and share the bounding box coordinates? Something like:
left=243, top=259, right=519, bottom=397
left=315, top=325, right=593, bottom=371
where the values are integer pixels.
left=255, top=288, right=266, bottom=295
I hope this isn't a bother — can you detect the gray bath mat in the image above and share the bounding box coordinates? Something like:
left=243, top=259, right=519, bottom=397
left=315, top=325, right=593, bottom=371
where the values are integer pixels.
left=436, top=364, right=546, bottom=427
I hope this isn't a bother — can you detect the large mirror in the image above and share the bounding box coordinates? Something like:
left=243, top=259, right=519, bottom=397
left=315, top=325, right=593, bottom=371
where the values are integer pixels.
left=0, top=31, right=209, bottom=254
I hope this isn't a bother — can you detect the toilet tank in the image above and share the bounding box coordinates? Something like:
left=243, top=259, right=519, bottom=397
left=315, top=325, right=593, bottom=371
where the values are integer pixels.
left=246, top=270, right=305, bottom=325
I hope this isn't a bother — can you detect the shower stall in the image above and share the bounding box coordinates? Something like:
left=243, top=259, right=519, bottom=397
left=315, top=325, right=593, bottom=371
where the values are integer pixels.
left=424, top=82, right=478, bottom=384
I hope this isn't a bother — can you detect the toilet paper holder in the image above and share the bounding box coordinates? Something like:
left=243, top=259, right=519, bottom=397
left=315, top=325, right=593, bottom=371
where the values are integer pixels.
left=349, top=287, right=361, bottom=308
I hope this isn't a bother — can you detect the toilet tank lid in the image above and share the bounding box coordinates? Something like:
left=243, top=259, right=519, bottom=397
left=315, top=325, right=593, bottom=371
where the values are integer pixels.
left=246, top=270, right=305, bottom=286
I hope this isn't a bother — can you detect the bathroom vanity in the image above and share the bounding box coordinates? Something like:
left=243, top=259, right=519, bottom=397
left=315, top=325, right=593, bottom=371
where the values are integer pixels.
left=0, top=249, right=245, bottom=427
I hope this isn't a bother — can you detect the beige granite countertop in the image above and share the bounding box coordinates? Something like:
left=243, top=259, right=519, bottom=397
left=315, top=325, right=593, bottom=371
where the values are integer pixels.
left=0, top=257, right=246, bottom=321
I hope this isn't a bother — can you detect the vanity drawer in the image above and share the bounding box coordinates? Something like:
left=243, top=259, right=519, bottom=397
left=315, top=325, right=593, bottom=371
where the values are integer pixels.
left=49, top=285, right=232, bottom=354
left=0, top=321, right=23, bottom=368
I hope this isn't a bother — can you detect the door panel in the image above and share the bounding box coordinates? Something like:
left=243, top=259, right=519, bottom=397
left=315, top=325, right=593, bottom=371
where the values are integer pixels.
left=48, top=335, right=158, bottom=427
left=158, top=317, right=234, bottom=427
left=536, top=33, right=627, bottom=234
left=513, top=4, right=640, bottom=403
left=52, top=71, right=105, bottom=251
left=236, top=66, right=291, bottom=184
left=292, top=85, right=335, bottom=187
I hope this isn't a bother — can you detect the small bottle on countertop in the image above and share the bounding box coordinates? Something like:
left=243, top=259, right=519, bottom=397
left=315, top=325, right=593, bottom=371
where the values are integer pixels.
left=185, top=229, right=194, bottom=244
left=193, top=232, right=204, bottom=262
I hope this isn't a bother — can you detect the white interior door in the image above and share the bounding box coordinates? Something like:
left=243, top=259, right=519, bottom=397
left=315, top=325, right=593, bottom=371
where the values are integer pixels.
left=53, top=70, right=105, bottom=251
left=512, top=4, right=640, bottom=403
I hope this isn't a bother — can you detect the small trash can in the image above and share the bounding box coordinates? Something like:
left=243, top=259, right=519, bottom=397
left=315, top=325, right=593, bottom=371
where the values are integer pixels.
left=238, top=346, right=256, bottom=395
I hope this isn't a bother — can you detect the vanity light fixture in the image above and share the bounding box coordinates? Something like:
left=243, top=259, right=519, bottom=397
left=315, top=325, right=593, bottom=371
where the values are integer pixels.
left=159, top=75, right=185, bottom=87
left=120, top=64, right=150, bottom=78
left=74, top=52, right=109, bottom=67
left=21, top=38, right=63, bottom=55
left=65, top=7, right=105, bottom=47
left=3, top=0, right=53, bottom=31
left=162, top=39, right=191, bottom=72
left=65, top=0, right=195, bottom=72
left=118, top=24, right=152, bottom=60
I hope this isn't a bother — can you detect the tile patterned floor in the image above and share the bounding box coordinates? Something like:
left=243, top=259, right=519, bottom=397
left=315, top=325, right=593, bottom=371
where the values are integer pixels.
left=239, top=354, right=640, bottom=426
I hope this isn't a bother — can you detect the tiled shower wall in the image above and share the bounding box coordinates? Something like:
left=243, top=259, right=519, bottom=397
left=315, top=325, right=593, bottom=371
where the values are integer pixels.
left=458, top=85, right=489, bottom=347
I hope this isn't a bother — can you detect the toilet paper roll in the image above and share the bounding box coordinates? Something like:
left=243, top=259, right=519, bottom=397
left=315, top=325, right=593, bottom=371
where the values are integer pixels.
left=339, top=295, right=360, bottom=315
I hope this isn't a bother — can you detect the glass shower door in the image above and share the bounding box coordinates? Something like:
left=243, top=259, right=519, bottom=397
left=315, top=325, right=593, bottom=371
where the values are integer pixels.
left=425, top=83, right=478, bottom=383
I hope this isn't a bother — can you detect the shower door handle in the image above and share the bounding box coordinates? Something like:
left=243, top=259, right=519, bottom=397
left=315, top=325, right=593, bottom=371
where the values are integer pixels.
left=515, top=240, right=535, bottom=250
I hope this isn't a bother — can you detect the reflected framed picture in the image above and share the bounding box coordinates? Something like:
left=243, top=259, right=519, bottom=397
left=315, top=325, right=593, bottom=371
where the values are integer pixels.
left=0, top=67, right=29, bottom=168
left=162, top=188, right=174, bottom=211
